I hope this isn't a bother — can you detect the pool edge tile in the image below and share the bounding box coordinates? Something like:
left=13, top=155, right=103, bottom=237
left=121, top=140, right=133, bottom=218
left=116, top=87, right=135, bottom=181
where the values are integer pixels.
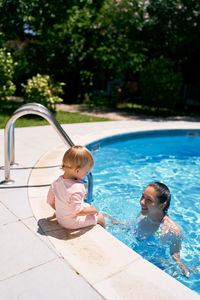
left=93, top=258, right=200, bottom=300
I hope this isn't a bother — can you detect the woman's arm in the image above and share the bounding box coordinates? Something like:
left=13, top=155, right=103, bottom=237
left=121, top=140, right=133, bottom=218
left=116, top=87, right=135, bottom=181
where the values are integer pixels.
left=169, top=230, right=189, bottom=278
left=172, top=252, right=189, bottom=278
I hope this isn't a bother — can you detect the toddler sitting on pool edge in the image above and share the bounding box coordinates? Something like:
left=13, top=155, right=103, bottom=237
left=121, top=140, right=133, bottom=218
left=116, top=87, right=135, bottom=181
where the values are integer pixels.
left=47, top=145, right=106, bottom=229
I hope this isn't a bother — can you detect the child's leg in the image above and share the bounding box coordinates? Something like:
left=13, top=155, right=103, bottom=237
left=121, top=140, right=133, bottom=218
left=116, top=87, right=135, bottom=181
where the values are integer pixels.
left=103, top=212, right=126, bottom=225
left=97, top=213, right=106, bottom=228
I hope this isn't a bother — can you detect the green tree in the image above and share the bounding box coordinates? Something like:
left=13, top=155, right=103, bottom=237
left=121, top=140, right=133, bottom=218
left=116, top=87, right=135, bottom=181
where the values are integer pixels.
left=0, top=0, right=106, bottom=101
left=146, top=0, right=200, bottom=59
left=94, top=0, right=148, bottom=78
left=0, top=0, right=199, bottom=105
left=47, top=4, right=103, bottom=101
left=139, top=56, right=184, bottom=109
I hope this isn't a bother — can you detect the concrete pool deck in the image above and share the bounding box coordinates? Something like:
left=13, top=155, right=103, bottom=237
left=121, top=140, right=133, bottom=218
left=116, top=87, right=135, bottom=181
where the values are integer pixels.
left=0, top=118, right=200, bottom=299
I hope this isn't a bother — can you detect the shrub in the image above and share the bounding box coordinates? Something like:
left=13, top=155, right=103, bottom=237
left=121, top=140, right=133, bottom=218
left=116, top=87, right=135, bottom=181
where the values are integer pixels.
left=139, top=56, right=184, bottom=109
left=22, top=74, right=65, bottom=111
left=0, top=48, right=16, bottom=102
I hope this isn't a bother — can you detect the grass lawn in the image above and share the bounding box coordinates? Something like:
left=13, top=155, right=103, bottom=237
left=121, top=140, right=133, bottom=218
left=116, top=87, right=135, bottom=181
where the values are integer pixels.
left=0, top=108, right=111, bottom=129
left=1, top=98, right=200, bottom=129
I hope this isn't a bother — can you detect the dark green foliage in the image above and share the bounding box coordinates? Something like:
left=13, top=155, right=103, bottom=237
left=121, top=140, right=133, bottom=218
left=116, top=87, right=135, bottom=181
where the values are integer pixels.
left=0, top=0, right=199, bottom=108
left=139, top=56, right=184, bottom=108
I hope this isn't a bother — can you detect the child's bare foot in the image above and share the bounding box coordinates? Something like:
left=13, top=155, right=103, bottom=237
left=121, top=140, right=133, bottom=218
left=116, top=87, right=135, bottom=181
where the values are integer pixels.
left=97, top=213, right=106, bottom=228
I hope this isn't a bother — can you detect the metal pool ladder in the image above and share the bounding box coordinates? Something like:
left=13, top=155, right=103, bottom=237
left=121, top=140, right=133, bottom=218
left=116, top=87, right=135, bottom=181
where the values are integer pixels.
left=0, top=102, right=93, bottom=201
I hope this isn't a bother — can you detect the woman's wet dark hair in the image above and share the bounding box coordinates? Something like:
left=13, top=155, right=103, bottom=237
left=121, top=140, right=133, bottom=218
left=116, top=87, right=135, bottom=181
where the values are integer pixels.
left=148, top=182, right=171, bottom=215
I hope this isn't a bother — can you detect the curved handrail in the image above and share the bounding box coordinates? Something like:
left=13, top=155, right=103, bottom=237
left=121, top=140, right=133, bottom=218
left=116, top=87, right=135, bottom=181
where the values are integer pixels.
left=10, top=103, right=73, bottom=164
left=0, top=103, right=93, bottom=201
left=10, top=103, right=56, bottom=165
left=2, top=107, right=74, bottom=183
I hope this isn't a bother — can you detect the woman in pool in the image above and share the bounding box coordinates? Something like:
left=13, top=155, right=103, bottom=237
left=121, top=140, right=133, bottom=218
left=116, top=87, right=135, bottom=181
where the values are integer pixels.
left=135, top=182, right=189, bottom=277
left=104, top=182, right=189, bottom=277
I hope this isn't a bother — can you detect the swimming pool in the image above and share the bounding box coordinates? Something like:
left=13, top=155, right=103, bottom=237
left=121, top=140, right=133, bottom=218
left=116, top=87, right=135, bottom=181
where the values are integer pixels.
left=87, top=129, right=200, bottom=295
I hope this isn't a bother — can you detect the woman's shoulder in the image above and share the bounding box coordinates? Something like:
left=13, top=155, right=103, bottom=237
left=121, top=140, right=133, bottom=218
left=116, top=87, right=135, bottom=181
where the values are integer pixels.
left=164, top=215, right=182, bottom=236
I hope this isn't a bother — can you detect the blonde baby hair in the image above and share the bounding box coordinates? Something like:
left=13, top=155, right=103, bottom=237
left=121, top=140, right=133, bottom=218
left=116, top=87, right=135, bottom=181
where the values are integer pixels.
left=62, top=145, right=94, bottom=170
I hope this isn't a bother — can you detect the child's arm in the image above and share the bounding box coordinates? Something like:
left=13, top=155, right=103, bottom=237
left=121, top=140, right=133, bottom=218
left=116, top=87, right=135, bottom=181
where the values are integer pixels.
left=47, top=186, right=55, bottom=210
left=70, top=190, right=98, bottom=216
left=76, top=206, right=98, bottom=216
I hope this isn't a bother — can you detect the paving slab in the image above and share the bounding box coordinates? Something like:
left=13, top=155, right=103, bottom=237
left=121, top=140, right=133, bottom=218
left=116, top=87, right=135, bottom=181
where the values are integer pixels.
left=23, top=216, right=62, bottom=256
left=0, top=220, right=57, bottom=280
left=0, top=186, right=32, bottom=219
left=0, top=202, right=18, bottom=225
left=0, top=259, right=103, bottom=300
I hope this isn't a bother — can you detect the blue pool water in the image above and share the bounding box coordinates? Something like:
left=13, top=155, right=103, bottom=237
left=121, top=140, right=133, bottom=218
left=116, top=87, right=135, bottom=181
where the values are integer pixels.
left=87, top=130, right=200, bottom=295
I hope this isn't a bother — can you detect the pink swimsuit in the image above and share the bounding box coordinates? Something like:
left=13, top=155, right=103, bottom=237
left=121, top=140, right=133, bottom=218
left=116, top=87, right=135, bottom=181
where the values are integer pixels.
left=47, top=176, right=97, bottom=229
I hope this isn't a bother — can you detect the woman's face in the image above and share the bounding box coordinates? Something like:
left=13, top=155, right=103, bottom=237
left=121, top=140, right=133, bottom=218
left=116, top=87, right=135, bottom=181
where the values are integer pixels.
left=140, top=186, right=161, bottom=216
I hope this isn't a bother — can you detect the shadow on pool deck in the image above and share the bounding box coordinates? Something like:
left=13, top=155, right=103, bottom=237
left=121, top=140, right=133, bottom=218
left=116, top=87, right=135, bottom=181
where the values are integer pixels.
left=37, top=216, right=94, bottom=241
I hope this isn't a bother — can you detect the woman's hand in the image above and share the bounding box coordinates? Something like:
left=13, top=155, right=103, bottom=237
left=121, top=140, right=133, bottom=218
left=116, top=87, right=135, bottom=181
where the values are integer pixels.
left=172, top=253, right=189, bottom=278
left=178, top=261, right=190, bottom=278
